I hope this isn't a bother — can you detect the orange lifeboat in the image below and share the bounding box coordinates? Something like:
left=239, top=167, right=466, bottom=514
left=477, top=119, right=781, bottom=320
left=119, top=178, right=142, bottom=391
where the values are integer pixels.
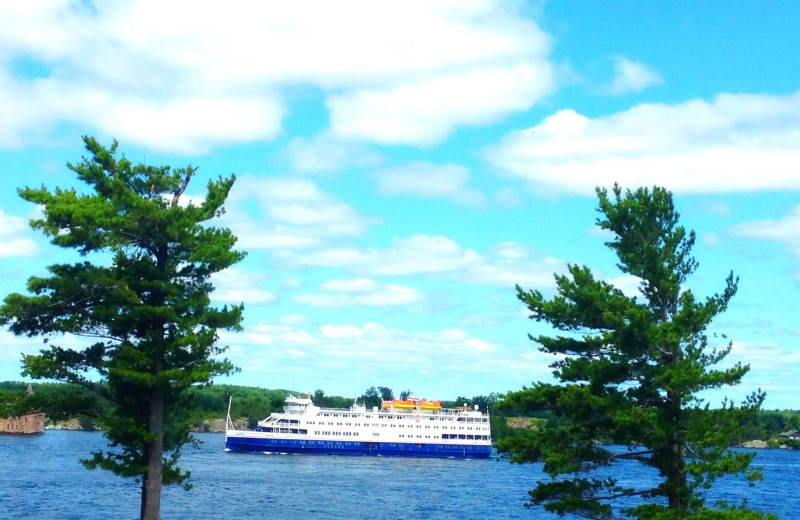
left=382, top=398, right=442, bottom=411
left=391, top=399, right=416, bottom=409
left=419, top=400, right=441, bottom=411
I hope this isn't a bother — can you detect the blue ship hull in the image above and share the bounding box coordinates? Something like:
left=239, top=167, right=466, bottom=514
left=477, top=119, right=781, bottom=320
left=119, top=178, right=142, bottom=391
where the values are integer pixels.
left=225, top=435, right=491, bottom=459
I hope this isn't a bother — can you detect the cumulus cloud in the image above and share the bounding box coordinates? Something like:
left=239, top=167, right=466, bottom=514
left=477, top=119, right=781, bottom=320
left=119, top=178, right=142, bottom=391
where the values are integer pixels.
left=375, top=162, right=485, bottom=206
left=329, top=62, right=555, bottom=145
left=486, top=90, right=800, bottom=195
left=0, top=0, right=555, bottom=152
left=731, top=205, right=800, bottom=258
left=220, top=318, right=551, bottom=397
left=727, top=340, right=800, bottom=392
left=0, top=209, right=39, bottom=257
left=286, top=133, right=384, bottom=174
left=222, top=175, right=378, bottom=251
left=210, top=268, right=276, bottom=304
left=605, top=56, right=663, bottom=95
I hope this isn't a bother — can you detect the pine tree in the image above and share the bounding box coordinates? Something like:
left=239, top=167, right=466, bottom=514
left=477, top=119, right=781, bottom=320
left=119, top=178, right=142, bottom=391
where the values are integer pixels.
left=0, top=137, right=244, bottom=520
left=499, top=185, right=773, bottom=520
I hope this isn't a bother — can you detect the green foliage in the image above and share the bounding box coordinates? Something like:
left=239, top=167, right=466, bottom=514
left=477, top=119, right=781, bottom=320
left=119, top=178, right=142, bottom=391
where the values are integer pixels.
left=188, top=385, right=289, bottom=427
left=448, top=393, right=500, bottom=414
left=313, top=389, right=353, bottom=409
left=0, top=137, right=244, bottom=519
left=0, top=382, right=102, bottom=422
left=499, top=185, right=770, bottom=520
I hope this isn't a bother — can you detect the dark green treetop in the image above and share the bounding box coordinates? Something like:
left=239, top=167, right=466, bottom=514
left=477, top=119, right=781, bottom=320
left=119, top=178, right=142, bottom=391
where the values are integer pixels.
left=0, top=137, right=245, bottom=520
left=499, top=185, right=772, bottom=520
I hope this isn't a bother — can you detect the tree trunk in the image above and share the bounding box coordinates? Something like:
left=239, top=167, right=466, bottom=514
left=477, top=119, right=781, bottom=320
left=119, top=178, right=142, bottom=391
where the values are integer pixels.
left=665, top=390, right=686, bottom=511
left=141, top=386, right=165, bottom=520
left=142, top=246, right=169, bottom=520
left=666, top=435, right=684, bottom=509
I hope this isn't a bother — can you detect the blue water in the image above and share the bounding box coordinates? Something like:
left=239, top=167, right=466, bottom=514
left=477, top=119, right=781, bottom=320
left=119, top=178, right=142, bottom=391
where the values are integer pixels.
left=0, top=431, right=797, bottom=519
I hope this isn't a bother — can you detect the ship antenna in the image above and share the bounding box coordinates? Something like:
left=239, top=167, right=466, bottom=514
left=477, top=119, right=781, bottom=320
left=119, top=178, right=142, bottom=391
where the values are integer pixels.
left=225, top=396, right=233, bottom=436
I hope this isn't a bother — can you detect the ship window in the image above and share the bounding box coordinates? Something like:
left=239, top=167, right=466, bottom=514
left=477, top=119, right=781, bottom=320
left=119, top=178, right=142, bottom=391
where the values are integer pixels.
left=290, top=429, right=298, bottom=434
left=264, top=427, right=273, bottom=433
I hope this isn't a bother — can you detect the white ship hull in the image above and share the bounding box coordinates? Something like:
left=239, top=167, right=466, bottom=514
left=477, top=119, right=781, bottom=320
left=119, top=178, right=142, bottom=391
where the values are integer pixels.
left=225, top=395, right=492, bottom=459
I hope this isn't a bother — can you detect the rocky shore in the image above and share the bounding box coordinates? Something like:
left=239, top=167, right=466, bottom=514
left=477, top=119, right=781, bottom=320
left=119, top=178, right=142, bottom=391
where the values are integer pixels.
left=43, top=417, right=252, bottom=432
left=193, top=418, right=250, bottom=432
left=739, top=440, right=769, bottom=449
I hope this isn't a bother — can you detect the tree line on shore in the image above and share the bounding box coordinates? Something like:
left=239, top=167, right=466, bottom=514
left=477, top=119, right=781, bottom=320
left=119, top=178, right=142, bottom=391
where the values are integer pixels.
left=2, top=380, right=798, bottom=447
left=0, top=380, right=498, bottom=428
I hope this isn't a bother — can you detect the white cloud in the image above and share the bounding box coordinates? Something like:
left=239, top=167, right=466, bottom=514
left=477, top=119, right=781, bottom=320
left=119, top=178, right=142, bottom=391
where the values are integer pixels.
left=288, top=235, right=481, bottom=275
left=321, top=278, right=381, bottom=292
left=281, top=235, right=566, bottom=289
left=491, top=242, right=529, bottom=260
left=210, top=268, right=276, bottom=305
left=728, top=340, right=800, bottom=382
left=286, top=133, right=384, bottom=174
left=222, top=175, right=378, bottom=251
left=0, top=237, right=39, bottom=258
left=464, top=337, right=496, bottom=352
left=486, top=90, right=800, bottom=195
left=731, top=205, right=800, bottom=258
left=0, top=330, right=44, bottom=364
left=605, top=275, right=644, bottom=299
left=329, top=62, right=555, bottom=145
left=320, top=325, right=363, bottom=339
left=375, top=162, right=486, bottom=206
left=0, top=209, right=29, bottom=237
left=223, top=318, right=554, bottom=397
left=605, top=56, right=663, bottom=95
left=0, top=209, right=38, bottom=257
left=0, top=1, right=555, bottom=152
left=295, top=279, right=423, bottom=308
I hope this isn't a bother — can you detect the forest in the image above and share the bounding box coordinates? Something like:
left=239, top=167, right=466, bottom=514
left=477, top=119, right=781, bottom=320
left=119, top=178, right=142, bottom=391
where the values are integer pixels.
left=2, top=380, right=797, bottom=448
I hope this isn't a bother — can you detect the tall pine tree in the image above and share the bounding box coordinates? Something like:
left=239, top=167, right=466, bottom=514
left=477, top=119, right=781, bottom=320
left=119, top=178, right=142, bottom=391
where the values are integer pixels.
left=1, top=137, right=244, bottom=520
left=500, top=185, right=772, bottom=520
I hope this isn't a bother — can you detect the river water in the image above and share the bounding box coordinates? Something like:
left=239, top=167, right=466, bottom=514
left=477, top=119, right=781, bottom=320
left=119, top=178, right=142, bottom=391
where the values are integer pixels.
left=0, top=431, right=796, bottom=519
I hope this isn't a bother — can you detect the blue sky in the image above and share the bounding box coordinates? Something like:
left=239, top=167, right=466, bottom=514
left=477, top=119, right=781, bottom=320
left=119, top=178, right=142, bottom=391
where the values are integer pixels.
left=1, top=1, right=799, bottom=409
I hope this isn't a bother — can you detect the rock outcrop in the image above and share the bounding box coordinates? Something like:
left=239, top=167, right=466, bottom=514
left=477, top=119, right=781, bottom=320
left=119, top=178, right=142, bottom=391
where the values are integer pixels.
left=0, top=413, right=45, bottom=434
left=739, top=439, right=769, bottom=449
left=193, top=418, right=250, bottom=432
left=45, top=418, right=98, bottom=431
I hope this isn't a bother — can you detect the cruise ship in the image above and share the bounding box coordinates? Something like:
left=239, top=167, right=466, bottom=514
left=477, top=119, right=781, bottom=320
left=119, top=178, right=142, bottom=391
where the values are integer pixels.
left=224, top=394, right=492, bottom=459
